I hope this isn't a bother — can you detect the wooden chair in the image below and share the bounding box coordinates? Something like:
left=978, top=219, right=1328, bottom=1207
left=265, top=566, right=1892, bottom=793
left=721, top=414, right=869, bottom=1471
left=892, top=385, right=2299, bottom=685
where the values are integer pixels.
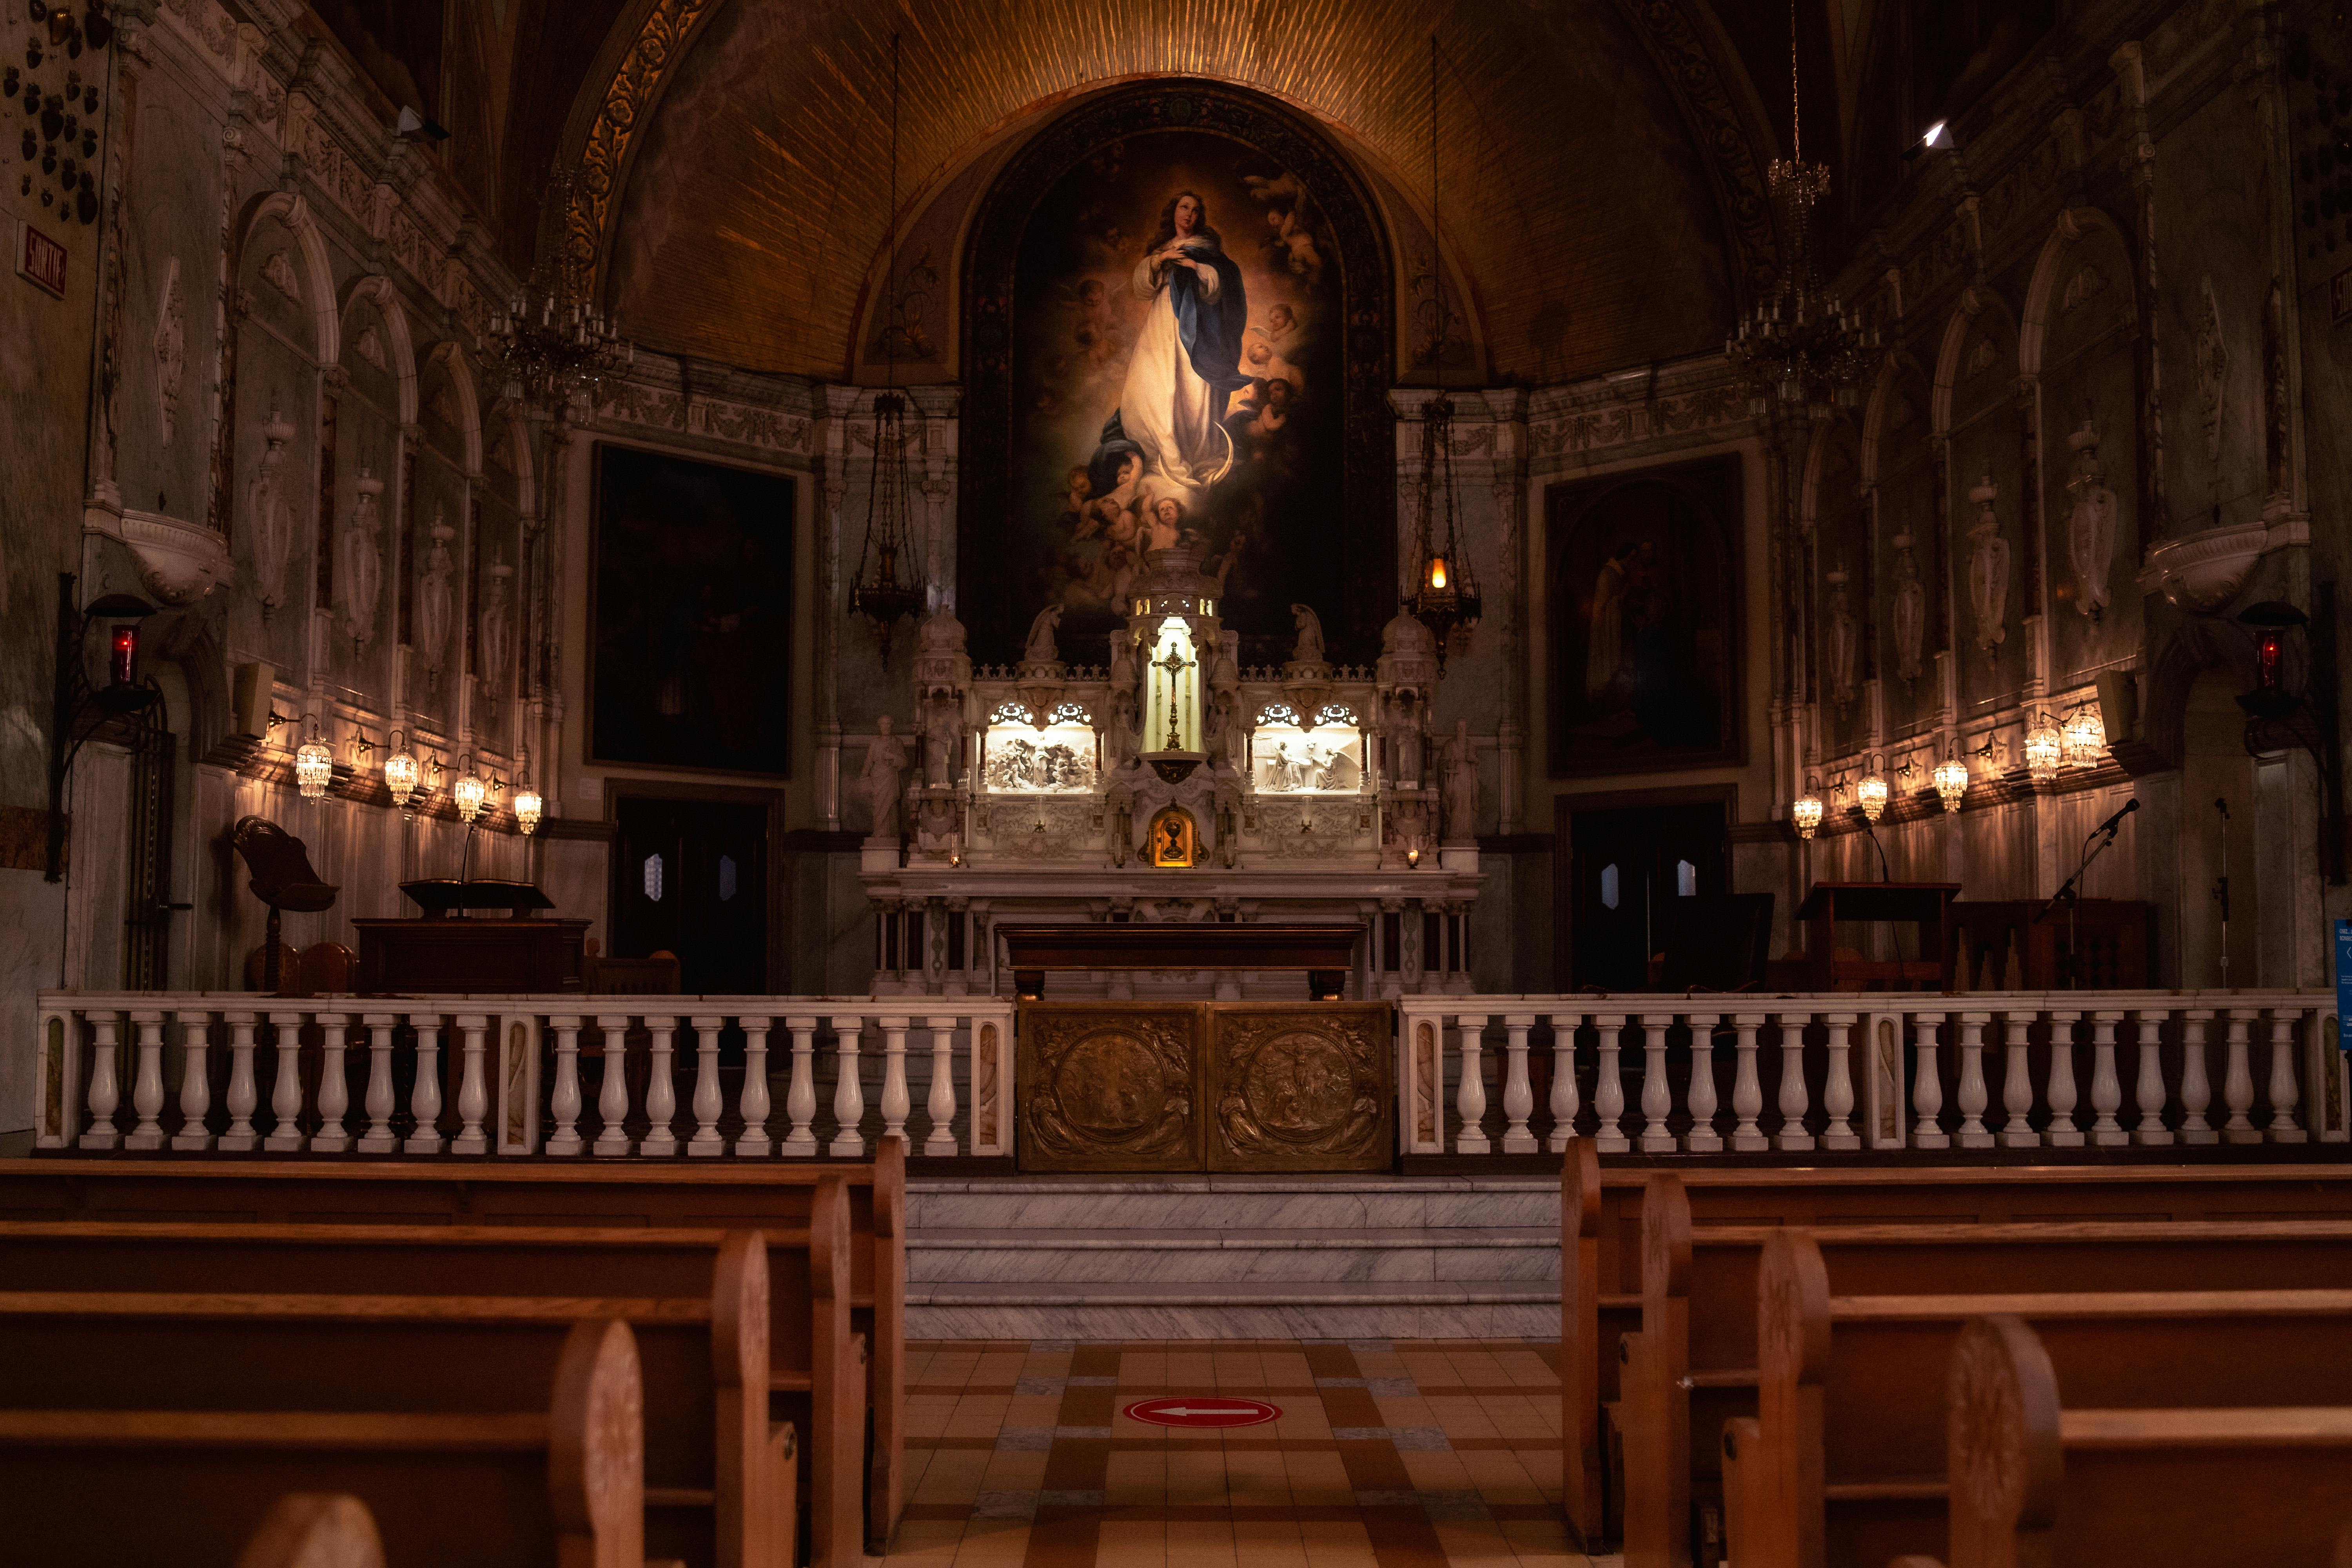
left=584, top=937, right=684, bottom=995
left=0, top=1147, right=906, bottom=1557
left=1936, top=1314, right=2352, bottom=1567
left=236, top=1494, right=384, bottom=1568
left=1726, top=1229, right=2352, bottom=1568
left=0, top=1315, right=643, bottom=1568
left=229, top=817, right=339, bottom=996
left=291, top=941, right=358, bottom=996
left=0, top=1220, right=821, bottom=1568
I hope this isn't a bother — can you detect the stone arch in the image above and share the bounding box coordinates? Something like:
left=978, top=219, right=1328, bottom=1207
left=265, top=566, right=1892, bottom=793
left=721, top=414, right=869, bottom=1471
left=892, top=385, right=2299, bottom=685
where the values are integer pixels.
left=1931, top=286, right=2022, bottom=435
left=1859, top=351, right=1933, bottom=484
left=486, top=399, right=537, bottom=517
left=421, top=341, right=485, bottom=475
left=240, top=192, right=339, bottom=366
left=2019, top=204, right=2140, bottom=379
left=340, top=276, right=419, bottom=425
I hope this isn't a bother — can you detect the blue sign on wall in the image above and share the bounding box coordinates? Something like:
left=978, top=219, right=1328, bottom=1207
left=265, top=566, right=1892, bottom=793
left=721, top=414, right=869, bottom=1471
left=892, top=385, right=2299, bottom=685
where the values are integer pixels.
left=2336, top=920, right=2352, bottom=1051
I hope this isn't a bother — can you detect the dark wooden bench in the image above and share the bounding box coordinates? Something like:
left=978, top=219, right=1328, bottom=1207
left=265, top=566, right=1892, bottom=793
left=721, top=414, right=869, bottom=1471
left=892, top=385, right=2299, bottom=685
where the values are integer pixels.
left=236, top=1492, right=389, bottom=1568
left=0, top=1314, right=643, bottom=1568
left=0, top=1215, right=852, bottom=1568
left=0, top=1145, right=907, bottom=1554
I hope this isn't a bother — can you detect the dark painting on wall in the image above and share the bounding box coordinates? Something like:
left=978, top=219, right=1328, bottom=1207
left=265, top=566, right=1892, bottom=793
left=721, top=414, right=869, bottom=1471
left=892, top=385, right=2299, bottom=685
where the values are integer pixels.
left=1546, top=455, right=1742, bottom=777
left=591, top=445, right=794, bottom=777
left=961, top=83, right=1394, bottom=668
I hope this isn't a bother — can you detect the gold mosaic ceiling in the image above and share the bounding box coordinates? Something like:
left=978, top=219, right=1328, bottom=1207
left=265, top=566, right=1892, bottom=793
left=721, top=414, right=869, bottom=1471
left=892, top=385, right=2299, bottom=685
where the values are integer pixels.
left=597, top=0, right=1759, bottom=383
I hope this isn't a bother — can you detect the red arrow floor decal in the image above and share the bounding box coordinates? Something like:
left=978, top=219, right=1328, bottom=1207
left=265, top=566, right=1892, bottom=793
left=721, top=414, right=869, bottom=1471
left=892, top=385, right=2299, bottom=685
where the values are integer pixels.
left=1123, top=1396, right=1282, bottom=1428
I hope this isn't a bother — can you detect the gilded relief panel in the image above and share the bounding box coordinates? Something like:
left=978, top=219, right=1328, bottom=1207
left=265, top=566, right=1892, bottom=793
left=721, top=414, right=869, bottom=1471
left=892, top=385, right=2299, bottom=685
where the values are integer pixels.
left=1016, top=1004, right=1203, bottom=1172
left=1205, top=1003, right=1392, bottom=1173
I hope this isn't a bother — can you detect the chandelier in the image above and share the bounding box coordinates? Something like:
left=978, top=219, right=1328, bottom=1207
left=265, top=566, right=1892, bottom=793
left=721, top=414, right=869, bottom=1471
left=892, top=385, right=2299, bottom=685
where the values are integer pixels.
left=491, top=165, right=634, bottom=417
left=1791, top=779, right=1824, bottom=840
left=849, top=33, right=926, bottom=660
left=1933, top=752, right=1970, bottom=811
left=1724, top=0, right=1875, bottom=411
left=1405, top=39, right=1479, bottom=665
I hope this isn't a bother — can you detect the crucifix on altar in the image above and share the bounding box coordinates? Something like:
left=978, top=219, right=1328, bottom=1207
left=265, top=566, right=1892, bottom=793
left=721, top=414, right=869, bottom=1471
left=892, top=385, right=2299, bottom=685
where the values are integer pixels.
left=1142, top=615, right=1203, bottom=761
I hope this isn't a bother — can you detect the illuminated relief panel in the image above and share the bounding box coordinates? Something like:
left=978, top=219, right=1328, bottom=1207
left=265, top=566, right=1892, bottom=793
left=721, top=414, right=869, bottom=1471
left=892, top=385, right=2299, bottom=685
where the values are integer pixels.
left=981, top=701, right=1099, bottom=793
left=1250, top=704, right=1365, bottom=794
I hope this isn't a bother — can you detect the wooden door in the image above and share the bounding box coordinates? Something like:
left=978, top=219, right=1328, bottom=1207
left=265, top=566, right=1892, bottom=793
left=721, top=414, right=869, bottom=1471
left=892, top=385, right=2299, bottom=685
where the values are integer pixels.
left=1562, top=800, right=1728, bottom=990
left=610, top=797, right=769, bottom=994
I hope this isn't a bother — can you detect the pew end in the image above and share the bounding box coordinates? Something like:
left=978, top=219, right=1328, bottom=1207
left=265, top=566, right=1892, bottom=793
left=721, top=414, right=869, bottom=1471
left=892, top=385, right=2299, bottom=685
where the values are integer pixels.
left=236, top=1493, right=385, bottom=1568
left=1563, top=1136, right=1605, bottom=1545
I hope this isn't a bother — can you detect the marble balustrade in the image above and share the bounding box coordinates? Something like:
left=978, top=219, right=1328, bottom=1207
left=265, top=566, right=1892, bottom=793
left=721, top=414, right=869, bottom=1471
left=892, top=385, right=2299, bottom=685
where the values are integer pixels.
left=1395, top=992, right=2350, bottom=1156
left=34, top=993, right=1017, bottom=1161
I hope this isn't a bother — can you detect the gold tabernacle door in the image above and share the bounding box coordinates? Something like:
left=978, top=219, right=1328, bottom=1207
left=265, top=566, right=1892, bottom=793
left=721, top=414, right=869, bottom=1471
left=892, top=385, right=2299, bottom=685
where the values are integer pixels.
left=1014, top=1001, right=1394, bottom=1173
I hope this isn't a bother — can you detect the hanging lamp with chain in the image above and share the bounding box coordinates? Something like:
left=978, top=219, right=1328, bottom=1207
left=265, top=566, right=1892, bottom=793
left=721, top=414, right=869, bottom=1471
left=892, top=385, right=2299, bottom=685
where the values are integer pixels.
left=1405, top=37, right=1479, bottom=666
left=849, top=32, right=926, bottom=661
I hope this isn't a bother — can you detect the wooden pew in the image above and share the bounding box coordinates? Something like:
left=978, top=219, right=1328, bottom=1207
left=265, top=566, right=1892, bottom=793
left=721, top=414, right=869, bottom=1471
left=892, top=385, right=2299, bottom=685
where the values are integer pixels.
left=1728, top=1231, right=2352, bottom=1568
left=0, top=1314, right=643, bottom=1568
left=1936, top=1314, right=2352, bottom=1567
left=1555, top=1144, right=2352, bottom=1548
left=237, top=1493, right=387, bottom=1568
left=0, top=1213, right=852, bottom=1568
left=0, top=1143, right=908, bottom=1554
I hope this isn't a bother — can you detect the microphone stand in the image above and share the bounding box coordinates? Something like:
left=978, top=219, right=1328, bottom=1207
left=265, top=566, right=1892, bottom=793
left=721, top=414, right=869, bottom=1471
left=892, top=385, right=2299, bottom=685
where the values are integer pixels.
left=1857, top=810, right=1892, bottom=883
left=454, top=819, right=480, bottom=921
left=2034, top=822, right=2124, bottom=988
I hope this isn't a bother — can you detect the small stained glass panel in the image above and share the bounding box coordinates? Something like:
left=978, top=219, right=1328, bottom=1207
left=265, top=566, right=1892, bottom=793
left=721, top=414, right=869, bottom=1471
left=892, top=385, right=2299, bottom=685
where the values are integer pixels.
left=718, top=855, right=737, bottom=902
left=642, top=853, right=664, bottom=903
left=1677, top=859, right=1697, bottom=898
left=1599, top=864, right=1620, bottom=911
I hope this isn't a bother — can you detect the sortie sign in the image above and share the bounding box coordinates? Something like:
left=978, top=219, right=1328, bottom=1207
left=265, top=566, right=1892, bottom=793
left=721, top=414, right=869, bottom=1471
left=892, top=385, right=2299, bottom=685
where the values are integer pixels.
left=1123, top=1396, right=1281, bottom=1429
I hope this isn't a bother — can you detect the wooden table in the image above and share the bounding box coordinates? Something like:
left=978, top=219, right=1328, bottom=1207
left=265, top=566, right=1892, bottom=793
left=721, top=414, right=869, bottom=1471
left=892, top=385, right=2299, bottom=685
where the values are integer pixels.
left=992, top=922, right=1364, bottom=1000
left=1796, top=881, right=1958, bottom=991
left=353, top=917, right=590, bottom=994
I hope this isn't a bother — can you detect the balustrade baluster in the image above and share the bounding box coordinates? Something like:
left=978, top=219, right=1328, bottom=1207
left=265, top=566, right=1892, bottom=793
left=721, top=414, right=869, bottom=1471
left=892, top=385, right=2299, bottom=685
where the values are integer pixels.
left=172, top=1011, right=215, bottom=1151
left=78, top=1012, right=123, bottom=1151
left=1547, top=1013, right=1582, bottom=1151
left=829, top=1015, right=868, bottom=1157
left=923, top=1015, right=959, bottom=1157
left=688, top=1015, right=727, bottom=1157
left=2131, top=1011, right=2173, bottom=1145
left=453, top=1014, right=492, bottom=1156
left=1502, top=1014, right=1537, bottom=1154
left=1953, top=1012, right=1992, bottom=1149
left=640, top=1016, right=680, bottom=1157
left=1686, top=1015, right=1723, bottom=1153
left=356, top=1014, right=399, bottom=1154
left=1730, top=1014, right=1766, bottom=1151
left=2266, top=1011, right=2307, bottom=1143
left=545, top=1016, right=585, bottom=1156
left=1775, top=1012, right=1816, bottom=1151
left=2180, top=1009, right=2218, bottom=1143
left=1910, top=1013, right=1948, bottom=1150
left=312, top=1014, right=353, bottom=1154
left=1593, top=1014, right=1628, bottom=1154
left=1821, top=1013, right=1858, bottom=1150
left=405, top=1014, right=446, bottom=1154
left=739, top=1016, right=776, bottom=1157
left=1999, top=1013, right=2038, bottom=1148
left=263, top=1011, right=307, bottom=1152
left=125, top=1010, right=166, bottom=1149
left=2044, top=1012, right=2083, bottom=1148
left=220, top=1012, right=259, bottom=1152
left=879, top=1016, right=912, bottom=1146
left=2221, top=1008, right=2259, bottom=1144
left=1455, top=1014, right=1491, bottom=1155
left=2088, top=1011, right=2126, bottom=1146
left=592, top=1016, right=633, bottom=1157
left=1638, top=1014, right=1675, bottom=1153
left=782, top=1016, right=820, bottom=1156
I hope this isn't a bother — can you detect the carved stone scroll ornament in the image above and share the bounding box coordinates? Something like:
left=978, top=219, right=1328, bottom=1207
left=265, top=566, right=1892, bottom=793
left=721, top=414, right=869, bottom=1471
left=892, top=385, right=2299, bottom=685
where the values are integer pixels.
left=2064, top=420, right=2116, bottom=622
left=245, top=405, right=298, bottom=619
left=416, top=506, right=456, bottom=690
left=153, top=256, right=185, bottom=445
left=336, top=466, right=384, bottom=651
left=1888, top=532, right=1925, bottom=685
left=1965, top=475, right=2009, bottom=659
left=2194, top=274, right=2227, bottom=465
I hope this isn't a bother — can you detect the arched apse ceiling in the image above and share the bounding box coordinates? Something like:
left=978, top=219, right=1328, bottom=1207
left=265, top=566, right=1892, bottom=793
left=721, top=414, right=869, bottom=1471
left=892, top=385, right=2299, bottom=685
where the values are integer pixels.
left=592, top=0, right=1763, bottom=385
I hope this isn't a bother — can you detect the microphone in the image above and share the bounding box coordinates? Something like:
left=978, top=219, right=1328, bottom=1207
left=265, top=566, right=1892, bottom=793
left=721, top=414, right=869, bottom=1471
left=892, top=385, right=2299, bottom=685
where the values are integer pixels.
left=2095, top=798, right=2140, bottom=837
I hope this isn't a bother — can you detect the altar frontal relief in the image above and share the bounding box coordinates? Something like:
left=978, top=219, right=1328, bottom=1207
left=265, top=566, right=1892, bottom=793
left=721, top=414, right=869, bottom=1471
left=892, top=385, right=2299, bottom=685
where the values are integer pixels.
left=1012, top=132, right=1341, bottom=663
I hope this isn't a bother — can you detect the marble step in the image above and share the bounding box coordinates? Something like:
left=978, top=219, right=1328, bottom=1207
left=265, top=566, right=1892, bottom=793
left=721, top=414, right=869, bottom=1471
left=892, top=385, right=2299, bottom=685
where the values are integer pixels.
left=905, top=1278, right=1559, bottom=1341
left=909, top=1226, right=1560, bottom=1285
left=907, top=1176, right=1561, bottom=1233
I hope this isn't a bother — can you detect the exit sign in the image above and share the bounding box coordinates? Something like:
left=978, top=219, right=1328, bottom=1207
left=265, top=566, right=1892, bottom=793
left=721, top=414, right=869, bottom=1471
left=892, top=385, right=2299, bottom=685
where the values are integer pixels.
left=16, top=221, right=65, bottom=298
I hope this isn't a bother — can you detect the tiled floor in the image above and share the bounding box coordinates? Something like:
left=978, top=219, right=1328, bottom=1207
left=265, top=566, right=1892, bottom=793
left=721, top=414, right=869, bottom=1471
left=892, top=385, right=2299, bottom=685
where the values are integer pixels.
left=884, top=1338, right=1612, bottom=1568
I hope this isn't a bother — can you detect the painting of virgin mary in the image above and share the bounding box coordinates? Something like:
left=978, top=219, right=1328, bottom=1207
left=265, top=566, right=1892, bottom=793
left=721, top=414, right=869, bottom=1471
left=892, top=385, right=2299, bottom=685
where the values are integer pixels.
left=1118, top=191, right=1250, bottom=512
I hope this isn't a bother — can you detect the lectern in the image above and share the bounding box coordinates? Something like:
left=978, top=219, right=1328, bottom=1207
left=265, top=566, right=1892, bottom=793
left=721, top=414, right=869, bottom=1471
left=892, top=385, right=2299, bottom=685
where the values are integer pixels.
left=1797, top=881, right=1959, bottom=992
left=352, top=879, right=587, bottom=995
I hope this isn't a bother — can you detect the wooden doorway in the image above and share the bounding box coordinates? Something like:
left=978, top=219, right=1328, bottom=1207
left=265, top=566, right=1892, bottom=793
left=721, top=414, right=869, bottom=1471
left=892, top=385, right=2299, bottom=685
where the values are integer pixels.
left=609, top=795, right=773, bottom=995
left=1556, top=790, right=1731, bottom=990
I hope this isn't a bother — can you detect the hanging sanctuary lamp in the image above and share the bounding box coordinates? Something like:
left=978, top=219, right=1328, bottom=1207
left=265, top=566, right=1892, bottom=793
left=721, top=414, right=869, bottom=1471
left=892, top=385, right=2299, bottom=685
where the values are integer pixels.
left=1405, top=38, right=1479, bottom=666
left=849, top=32, right=926, bottom=661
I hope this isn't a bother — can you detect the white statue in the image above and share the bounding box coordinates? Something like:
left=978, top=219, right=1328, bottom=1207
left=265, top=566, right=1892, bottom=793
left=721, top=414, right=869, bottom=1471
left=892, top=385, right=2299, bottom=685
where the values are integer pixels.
left=1889, top=532, right=1925, bottom=685
left=2065, top=419, right=2116, bottom=622
left=1966, top=474, right=2009, bottom=658
left=1022, top=603, right=1064, bottom=666
left=479, top=554, right=514, bottom=714
left=860, top=716, right=911, bottom=839
left=1443, top=720, right=1479, bottom=841
left=1387, top=691, right=1425, bottom=785
left=417, top=506, right=457, bottom=691
left=915, top=793, right=958, bottom=857
left=1210, top=629, right=1240, bottom=694
left=337, top=466, right=384, bottom=652
left=1106, top=688, right=1140, bottom=772
left=1107, top=629, right=1137, bottom=694
left=1207, top=688, right=1240, bottom=771
left=1288, top=603, right=1325, bottom=667
left=1824, top=565, right=1857, bottom=714
left=246, top=405, right=297, bottom=620
left=921, top=695, right=960, bottom=788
